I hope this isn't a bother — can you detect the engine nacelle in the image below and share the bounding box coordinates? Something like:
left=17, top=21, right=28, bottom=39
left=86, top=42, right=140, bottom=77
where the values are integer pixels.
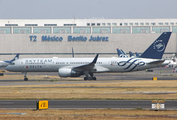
left=58, top=68, right=81, bottom=77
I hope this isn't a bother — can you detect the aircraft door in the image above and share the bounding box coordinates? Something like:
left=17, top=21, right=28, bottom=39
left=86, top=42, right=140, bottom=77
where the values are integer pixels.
left=111, top=61, right=117, bottom=66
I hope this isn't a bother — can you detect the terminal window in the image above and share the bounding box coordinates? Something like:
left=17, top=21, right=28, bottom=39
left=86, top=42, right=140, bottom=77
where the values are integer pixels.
left=102, top=23, right=106, bottom=26
left=5, top=24, right=18, bottom=26
left=141, top=29, right=147, bottom=33
left=100, top=29, right=107, bottom=33
left=53, top=27, right=71, bottom=33
left=73, top=27, right=90, bottom=33
left=91, top=23, right=95, bottom=26
left=33, top=27, right=51, bottom=34
left=121, top=29, right=127, bottom=33
left=145, top=23, right=149, bottom=25
left=135, top=23, right=138, bottom=25
left=13, top=27, right=31, bottom=34
left=0, top=27, right=11, bottom=34
left=161, top=29, right=168, bottom=33
left=44, top=24, right=57, bottom=26
left=129, top=23, right=133, bottom=26
left=64, top=24, right=76, bottom=26
left=140, top=23, right=144, bottom=25
left=165, top=23, right=169, bottom=25
left=80, top=29, right=87, bottom=33
left=60, top=29, right=67, bottom=33
left=0, top=30, right=5, bottom=34
left=97, top=23, right=100, bottom=26
left=93, top=27, right=110, bottom=33
left=132, top=27, right=149, bottom=33
left=107, top=23, right=111, bottom=26
left=170, top=23, right=174, bottom=25
left=25, top=24, right=38, bottom=26
left=112, top=27, right=130, bottom=33
left=112, top=23, right=117, bottom=26
left=87, top=23, right=90, bottom=26
left=151, top=23, right=156, bottom=25
left=172, top=27, right=177, bottom=33
left=152, top=27, right=170, bottom=33
left=124, top=23, right=128, bottom=26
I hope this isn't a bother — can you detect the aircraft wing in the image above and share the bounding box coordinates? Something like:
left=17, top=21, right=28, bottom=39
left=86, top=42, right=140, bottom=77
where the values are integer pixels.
left=72, top=54, right=99, bottom=72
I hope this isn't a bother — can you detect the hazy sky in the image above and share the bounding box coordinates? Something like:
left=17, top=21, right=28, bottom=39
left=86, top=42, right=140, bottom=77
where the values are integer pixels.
left=0, top=0, right=176, bottom=19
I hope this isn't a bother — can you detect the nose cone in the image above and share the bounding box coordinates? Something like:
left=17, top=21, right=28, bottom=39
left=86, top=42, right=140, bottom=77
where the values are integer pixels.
left=6, top=65, right=12, bottom=71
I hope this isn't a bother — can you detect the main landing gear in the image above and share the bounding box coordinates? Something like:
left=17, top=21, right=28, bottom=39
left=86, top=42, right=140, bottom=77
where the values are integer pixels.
left=84, top=77, right=97, bottom=80
left=24, top=72, right=28, bottom=81
left=84, top=71, right=97, bottom=80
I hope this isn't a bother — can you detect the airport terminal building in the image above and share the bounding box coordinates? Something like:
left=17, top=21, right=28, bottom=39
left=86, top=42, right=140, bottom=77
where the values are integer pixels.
left=0, top=19, right=177, bottom=60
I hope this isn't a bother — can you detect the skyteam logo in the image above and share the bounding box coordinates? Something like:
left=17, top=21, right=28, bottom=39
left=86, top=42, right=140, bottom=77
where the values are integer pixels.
left=117, top=58, right=145, bottom=71
left=153, top=40, right=165, bottom=52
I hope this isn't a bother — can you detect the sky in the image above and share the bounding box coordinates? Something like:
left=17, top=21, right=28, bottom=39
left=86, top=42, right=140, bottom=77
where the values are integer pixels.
left=0, top=0, right=176, bottom=19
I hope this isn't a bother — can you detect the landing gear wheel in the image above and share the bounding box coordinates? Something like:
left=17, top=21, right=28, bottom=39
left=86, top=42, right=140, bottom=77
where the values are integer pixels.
left=24, top=77, right=28, bottom=81
left=92, top=77, right=97, bottom=80
left=84, top=77, right=88, bottom=80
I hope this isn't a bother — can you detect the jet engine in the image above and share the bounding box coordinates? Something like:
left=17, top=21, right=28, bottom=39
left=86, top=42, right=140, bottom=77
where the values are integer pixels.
left=58, top=68, right=81, bottom=77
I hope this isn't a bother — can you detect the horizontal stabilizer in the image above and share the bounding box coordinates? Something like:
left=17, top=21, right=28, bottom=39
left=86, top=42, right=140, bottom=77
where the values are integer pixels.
left=147, top=60, right=165, bottom=65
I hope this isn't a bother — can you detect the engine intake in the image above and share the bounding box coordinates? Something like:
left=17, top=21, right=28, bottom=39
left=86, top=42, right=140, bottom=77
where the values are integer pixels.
left=58, top=68, right=81, bottom=77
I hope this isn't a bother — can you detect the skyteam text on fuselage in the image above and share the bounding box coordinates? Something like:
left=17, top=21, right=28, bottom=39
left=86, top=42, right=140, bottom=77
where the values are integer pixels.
left=6, top=32, right=172, bottom=81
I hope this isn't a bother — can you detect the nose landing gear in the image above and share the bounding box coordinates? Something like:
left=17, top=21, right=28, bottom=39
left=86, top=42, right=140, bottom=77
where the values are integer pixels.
left=24, top=72, right=28, bottom=81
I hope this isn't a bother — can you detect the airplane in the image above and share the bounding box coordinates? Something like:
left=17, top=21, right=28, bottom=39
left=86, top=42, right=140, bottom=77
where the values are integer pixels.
left=129, top=51, right=134, bottom=57
left=135, top=52, right=140, bottom=57
left=6, top=32, right=172, bottom=81
left=117, top=48, right=128, bottom=58
left=72, top=47, right=74, bottom=57
left=0, top=54, right=19, bottom=67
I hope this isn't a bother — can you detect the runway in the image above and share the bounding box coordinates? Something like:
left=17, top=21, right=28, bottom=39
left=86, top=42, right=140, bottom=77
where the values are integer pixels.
left=0, top=100, right=177, bottom=110
left=0, top=67, right=177, bottom=110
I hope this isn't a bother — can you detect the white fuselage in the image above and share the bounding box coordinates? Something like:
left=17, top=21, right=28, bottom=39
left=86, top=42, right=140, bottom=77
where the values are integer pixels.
left=6, top=57, right=167, bottom=73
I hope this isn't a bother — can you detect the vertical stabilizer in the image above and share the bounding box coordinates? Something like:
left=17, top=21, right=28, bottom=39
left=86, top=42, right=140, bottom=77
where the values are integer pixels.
left=140, top=32, right=172, bottom=59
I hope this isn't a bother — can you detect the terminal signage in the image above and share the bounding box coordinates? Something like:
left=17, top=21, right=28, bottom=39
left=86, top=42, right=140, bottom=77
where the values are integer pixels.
left=29, top=35, right=109, bottom=42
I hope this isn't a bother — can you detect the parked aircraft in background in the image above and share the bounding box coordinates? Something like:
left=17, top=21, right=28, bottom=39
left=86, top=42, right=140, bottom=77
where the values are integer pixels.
left=135, top=52, right=140, bottom=57
left=129, top=51, right=134, bottom=57
left=6, top=32, right=172, bottom=81
left=117, top=48, right=128, bottom=58
left=0, top=54, right=19, bottom=67
left=72, top=47, right=74, bottom=57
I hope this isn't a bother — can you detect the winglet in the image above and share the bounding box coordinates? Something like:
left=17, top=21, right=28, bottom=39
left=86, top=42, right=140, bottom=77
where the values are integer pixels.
left=140, top=32, right=172, bottom=59
left=11, top=53, right=19, bottom=62
left=92, top=54, right=99, bottom=64
left=5, top=53, right=20, bottom=63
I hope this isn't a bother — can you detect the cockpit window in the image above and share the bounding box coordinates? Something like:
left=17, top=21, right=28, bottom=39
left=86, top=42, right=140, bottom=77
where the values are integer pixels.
left=11, top=63, right=15, bottom=65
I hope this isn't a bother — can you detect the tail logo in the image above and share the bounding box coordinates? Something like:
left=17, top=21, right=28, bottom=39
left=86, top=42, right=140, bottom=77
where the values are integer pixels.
left=153, top=40, right=165, bottom=52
